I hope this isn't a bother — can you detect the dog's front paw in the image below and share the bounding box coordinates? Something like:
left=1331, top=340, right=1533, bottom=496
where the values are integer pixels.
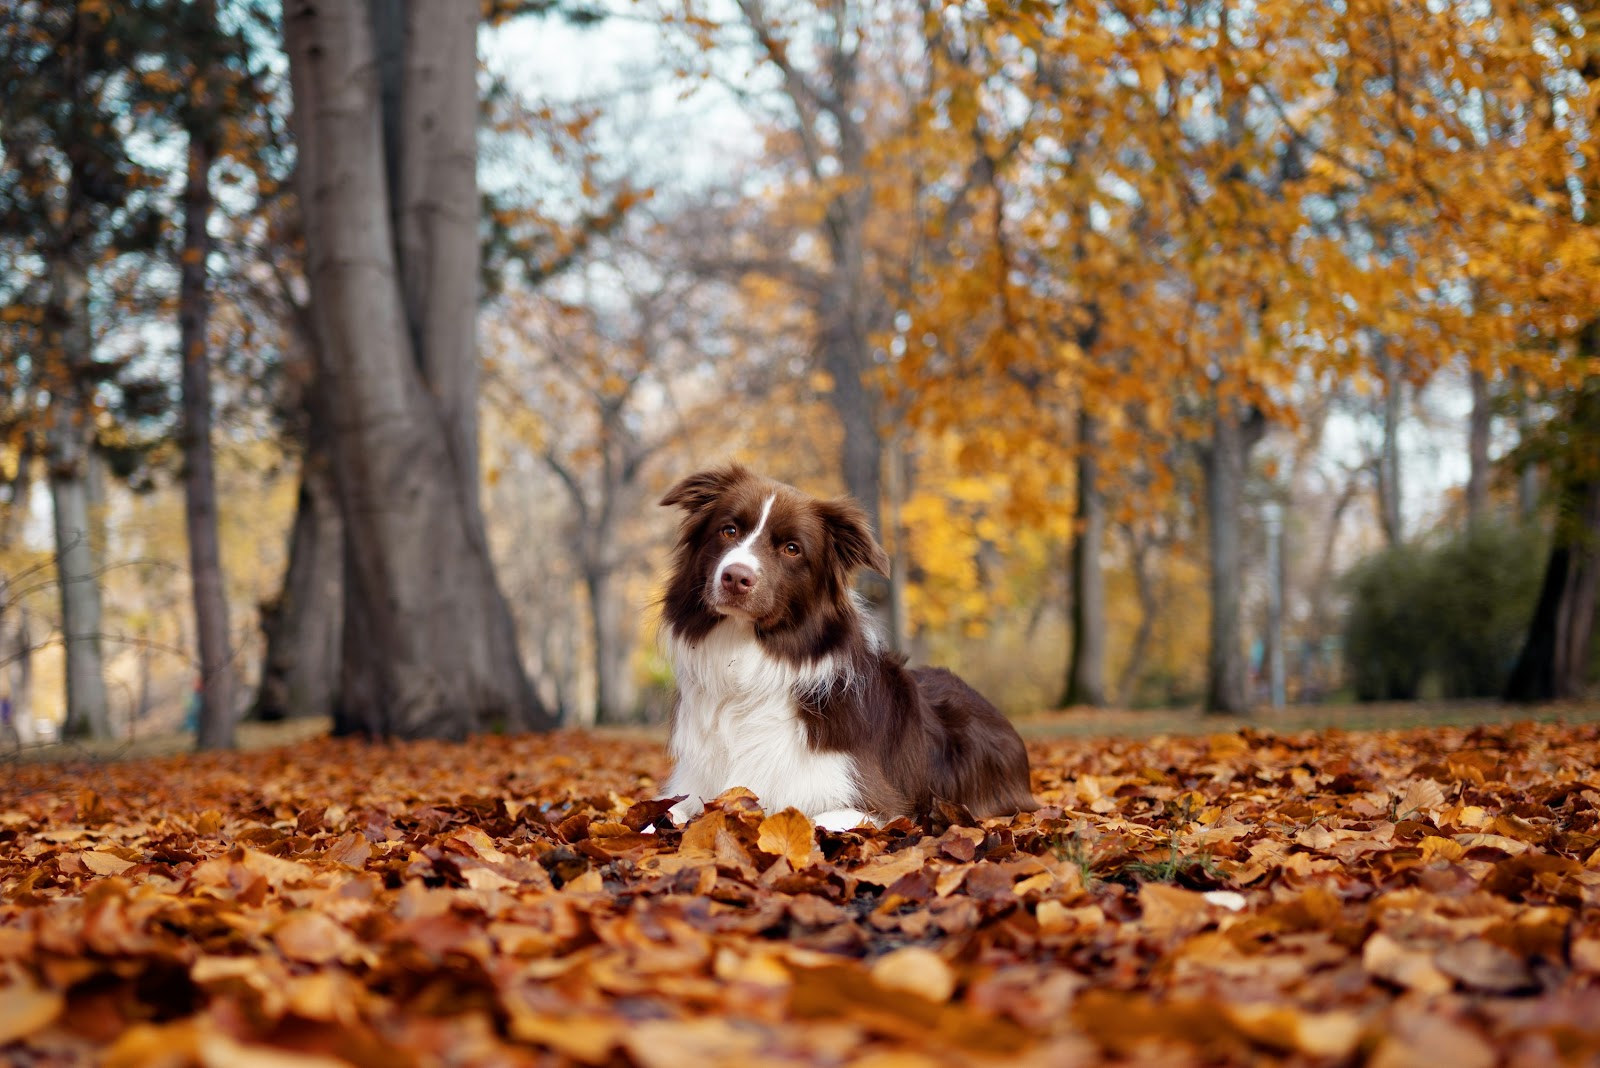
left=812, top=808, right=872, bottom=832
left=667, top=796, right=704, bottom=825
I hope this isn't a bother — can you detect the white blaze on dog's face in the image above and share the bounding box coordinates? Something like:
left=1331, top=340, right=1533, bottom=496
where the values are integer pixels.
left=659, top=466, right=890, bottom=641
left=709, top=493, right=777, bottom=619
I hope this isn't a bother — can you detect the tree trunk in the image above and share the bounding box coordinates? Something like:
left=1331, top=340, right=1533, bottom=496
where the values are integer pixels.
left=819, top=285, right=892, bottom=644
left=45, top=252, right=111, bottom=741
left=254, top=390, right=343, bottom=721
left=134, top=622, right=152, bottom=721
left=1262, top=503, right=1286, bottom=708
left=1115, top=527, right=1159, bottom=708
left=1516, top=375, right=1540, bottom=523
left=1203, top=400, right=1263, bottom=714
left=285, top=0, right=554, bottom=738
left=1467, top=368, right=1491, bottom=525
left=1062, top=409, right=1107, bottom=707
left=883, top=431, right=911, bottom=655
left=0, top=463, right=32, bottom=742
left=179, top=129, right=238, bottom=751
left=49, top=442, right=111, bottom=740
left=586, top=563, right=634, bottom=725
left=1506, top=381, right=1600, bottom=703
left=1376, top=342, right=1404, bottom=545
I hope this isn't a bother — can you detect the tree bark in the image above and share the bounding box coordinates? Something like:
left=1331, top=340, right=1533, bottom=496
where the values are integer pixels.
left=585, top=563, right=634, bottom=725
left=1062, top=409, right=1107, bottom=707
left=9, top=607, right=34, bottom=744
left=179, top=129, right=239, bottom=751
left=819, top=284, right=891, bottom=641
left=1203, top=399, right=1264, bottom=715
left=1506, top=380, right=1600, bottom=703
left=254, top=384, right=343, bottom=721
left=1467, top=368, right=1491, bottom=526
left=285, top=0, right=554, bottom=738
left=1115, top=526, right=1159, bottom=708
left=1376, top=341, right=1404, bottom=545
left=0, top=465, right=34, bottom=742
left=45, top=251, right=111, bottom=741
left=394, top=0, right=482, bottom=504
left=883, top=431, right=911, bottom=655
left=1516, top=375, right=1540, bottom=523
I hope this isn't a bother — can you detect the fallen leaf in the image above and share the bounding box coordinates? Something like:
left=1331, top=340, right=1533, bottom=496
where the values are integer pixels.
left=757, top=808, right=818, bottom=870
left=870, top=946, right=956, bottom=1003
left=1434, top=939, right=1534, bottom=993
left=81, top=850, right=136, bottom=876
left=1363, top=932, right=1453, bottom=994
left=0, top=978, right=64, bottom=1045
left=272, top=911, right=353, bottom=965
left=1223, top=1002, right=1365, bottom=1058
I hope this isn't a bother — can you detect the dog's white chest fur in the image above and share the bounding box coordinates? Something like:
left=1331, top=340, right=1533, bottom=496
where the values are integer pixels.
left=663, top=620, right=867, bottom=830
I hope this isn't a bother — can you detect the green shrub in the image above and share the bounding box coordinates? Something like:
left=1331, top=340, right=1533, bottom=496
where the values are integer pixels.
left=1342, top=523, right=1544, bottom=701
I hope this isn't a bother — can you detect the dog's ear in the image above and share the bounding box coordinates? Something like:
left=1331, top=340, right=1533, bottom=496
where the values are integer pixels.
left=818, top=497, right=890, bottom=577
left=660, top=465, right=748, bottom=513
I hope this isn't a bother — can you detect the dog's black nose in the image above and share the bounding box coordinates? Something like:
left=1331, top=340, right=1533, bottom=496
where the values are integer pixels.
left=720, top=563, right=757, bottom=594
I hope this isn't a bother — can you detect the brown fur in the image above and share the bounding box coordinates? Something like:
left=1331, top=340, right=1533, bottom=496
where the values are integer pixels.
left=660, top=465, right=1035, bottom=821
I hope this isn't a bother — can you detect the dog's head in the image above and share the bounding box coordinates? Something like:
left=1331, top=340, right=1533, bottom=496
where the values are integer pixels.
left=659, top=465, right=889, bottom=639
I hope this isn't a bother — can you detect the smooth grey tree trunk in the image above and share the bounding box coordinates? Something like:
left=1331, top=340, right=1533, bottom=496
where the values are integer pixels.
left=585, top=564, right=634, bottom=725
left=1203, top=400, right=1263, bottom=715
left=254, top=395, right=343, bottom=721
left=1062, top=410, right=1107, bottom=707
left=285, top=0, right=554, bottom=738
left=1115, top=527, right=1159, bottom=708
left=0, top=466, right=33, bottom=743
left=9, top=607, right=34, bottom=744
left=1376, top=343, right=1404, bottom=545
left=1467, top=368, right=1491, bottom=525
left=820, top=284, right=891, bottom=642
left=1516, top=379, right=1541, bottom=523
left=179, top=130, right=239, bottom=751
left=46, top=252, right=111, bottom=740
left=883, top=432, right=911, bottom=654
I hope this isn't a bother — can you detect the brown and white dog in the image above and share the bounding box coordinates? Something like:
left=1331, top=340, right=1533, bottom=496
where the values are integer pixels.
left=657, top=465, right=1034, bottom=831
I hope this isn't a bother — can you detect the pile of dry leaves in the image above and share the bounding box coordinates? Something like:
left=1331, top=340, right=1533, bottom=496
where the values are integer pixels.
left=2, top=720, right=1598, bottom=1066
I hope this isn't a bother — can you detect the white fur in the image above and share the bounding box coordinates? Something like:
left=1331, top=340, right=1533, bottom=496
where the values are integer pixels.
left=663, top=617, right=863, bottom=824
left=812, top=808, right=871, bottom=832
left=713, top=494, right=775, bottom=588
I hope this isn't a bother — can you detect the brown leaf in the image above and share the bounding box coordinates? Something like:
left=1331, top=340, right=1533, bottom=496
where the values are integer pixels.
left=272, top=911, right=354, bottom=965
left=1223, top=1002, right=1364, bottom=1058
left=870, top=946, right=956, bottom=1003
left=1434, top=939, right=1534, bottom=993
left=80, top=850, right=136, bottom=876
left=1363, top=932, right=1452, bottom=994
left=678, top=810, right=729, bottom=857
left=0, top=978, right=64, bottom=1045
left=1370, top=1011, right=1496, bottom=1068
left=321, top=831, right=371, bottom=868
left=756, top=808, right=818, bottom=870
left=510, top=1013, right=620, bottom=1064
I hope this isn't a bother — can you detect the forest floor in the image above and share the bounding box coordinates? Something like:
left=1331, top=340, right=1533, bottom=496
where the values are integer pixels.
left=2, top=705, right=1598, bottom=1065
left=12, top=698, right=1600, bottom=765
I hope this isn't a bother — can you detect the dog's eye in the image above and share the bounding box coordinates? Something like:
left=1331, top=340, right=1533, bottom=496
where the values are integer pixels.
left=782, top=542, right=801, bottom=558
left=720, top=524, right=738, bottom=540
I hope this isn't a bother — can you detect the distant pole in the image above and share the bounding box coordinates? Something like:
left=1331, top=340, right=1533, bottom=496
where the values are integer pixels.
left=1263, top=502, right=1286, bottom=710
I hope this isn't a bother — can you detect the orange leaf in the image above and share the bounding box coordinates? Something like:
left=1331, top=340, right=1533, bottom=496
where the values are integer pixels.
left=756, top=808, right=817, bottom=870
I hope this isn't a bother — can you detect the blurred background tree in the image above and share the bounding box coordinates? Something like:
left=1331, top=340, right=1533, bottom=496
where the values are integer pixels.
left=0, top=0, right=1595, bottom=746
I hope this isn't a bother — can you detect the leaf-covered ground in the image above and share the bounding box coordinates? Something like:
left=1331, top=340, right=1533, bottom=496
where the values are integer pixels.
left=3, top=721, right=1599, bottom=1067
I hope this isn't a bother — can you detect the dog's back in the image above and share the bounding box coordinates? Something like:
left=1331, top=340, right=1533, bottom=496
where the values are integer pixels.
left=658, top=465, right=1035, bottom=827
left=912, top=667, right=1037, bottom=817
